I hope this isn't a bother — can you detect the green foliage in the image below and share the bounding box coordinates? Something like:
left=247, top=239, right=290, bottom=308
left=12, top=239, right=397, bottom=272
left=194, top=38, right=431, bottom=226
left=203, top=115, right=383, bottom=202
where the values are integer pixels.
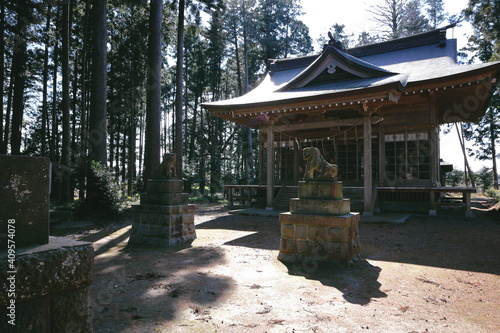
left=475, top=166, right=494, bottom=193
left=486, top=188, right=500, bottom=201
left=402, top=0, right=431, bottom=36
left=445, top=169, right=466, bottom=187
left=356, top=31, right=382, bottom=47
left=424, top=0, right=448, bottom=29
left=78, top=161, right=123, bottom=219
left=253, top=0, right=313, bottom=62
left=463, top=0, right=500, bottom=62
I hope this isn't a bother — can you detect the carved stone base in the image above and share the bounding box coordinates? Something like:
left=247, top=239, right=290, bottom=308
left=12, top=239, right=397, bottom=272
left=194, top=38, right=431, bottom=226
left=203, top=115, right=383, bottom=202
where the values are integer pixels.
left=278, top=181, right=360, bottom=267
left=0, top=237, right=93, bottom=332
left=129, top=179, right=196, bottom=247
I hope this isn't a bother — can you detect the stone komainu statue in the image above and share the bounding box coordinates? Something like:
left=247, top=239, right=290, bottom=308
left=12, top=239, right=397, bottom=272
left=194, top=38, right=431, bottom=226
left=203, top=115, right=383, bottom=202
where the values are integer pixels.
left=153, top=153, right=177, bottom=179
left=303, top=147, right=338, bottom=181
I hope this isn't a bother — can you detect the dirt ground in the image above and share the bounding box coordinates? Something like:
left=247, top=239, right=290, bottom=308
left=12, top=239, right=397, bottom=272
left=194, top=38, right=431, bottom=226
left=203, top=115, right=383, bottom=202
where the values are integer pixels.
left=52, top=202, right=499, bottom=333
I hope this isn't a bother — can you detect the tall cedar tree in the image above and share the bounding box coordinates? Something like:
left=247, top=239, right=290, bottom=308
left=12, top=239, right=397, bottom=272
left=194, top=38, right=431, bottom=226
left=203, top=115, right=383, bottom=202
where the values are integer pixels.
left=87, top=0, right=108, bottom=201
left=369, top=0, right=407, bottom=39
left=144, top=0, right=163, bottom=183
left=463, top=0, right=500, bottom=189
left=174, top=0, right=185, bottom=178
left=0, top=2, right=5, bottom=151
left=10, top=0, right=30, bottom=155
left=60, top=0, right=72, bottom=201
left=424, top=0, right=447, bottom=29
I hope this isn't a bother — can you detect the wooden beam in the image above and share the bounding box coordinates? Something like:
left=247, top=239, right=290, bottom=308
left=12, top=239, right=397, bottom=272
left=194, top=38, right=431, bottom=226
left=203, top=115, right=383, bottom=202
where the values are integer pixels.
left=272, top=116, right=383, bottom=132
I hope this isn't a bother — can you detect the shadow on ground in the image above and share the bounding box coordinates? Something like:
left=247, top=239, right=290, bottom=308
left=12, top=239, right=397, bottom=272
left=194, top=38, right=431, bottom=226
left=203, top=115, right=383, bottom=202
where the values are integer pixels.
left=361, top=207, right=500, bottom=275
left=196, top=214, right=281, bottom=250
left=90, top=236, right=235, bottom=333
left=285, top=259, right=387, bottom=305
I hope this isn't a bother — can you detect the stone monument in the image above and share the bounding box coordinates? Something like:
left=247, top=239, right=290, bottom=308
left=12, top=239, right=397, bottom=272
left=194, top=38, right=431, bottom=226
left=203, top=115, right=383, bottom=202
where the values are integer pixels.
left=0, top=155, right=93, bottom=332
left=278, top=147, right=361, bottom=269
left=129, top=153, right=196, bottom=246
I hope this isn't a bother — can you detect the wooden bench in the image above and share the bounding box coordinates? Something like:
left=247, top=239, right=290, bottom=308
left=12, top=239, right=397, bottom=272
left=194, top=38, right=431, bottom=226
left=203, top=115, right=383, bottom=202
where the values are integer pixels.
left=376, top=186, right=476, bottom=217
left=225, top=185, right=281, bottom=208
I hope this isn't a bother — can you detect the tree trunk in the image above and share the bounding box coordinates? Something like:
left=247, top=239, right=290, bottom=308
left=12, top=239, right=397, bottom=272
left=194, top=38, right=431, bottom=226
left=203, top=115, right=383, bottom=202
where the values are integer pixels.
left=175, top=0, right=185, bottom=178
left=198, top=100, right=206, bottom=195
left=51, top=8, right=60, bottom=161
left=0, top=1, right=5, bottom=151
left=41, top=4, right=51, bottom=157
left=456, top=123, right=476, bottom=188
left=10, top=0, right=29, bottom=155
left=60, top=0, right=71, bottom=201
left=188, top=95, right=198, bottom=162
left=242, top=7, right=254, bottom=182
left=128, top=60, right=136, bottom=195
left=88, top=0, right=108, bottom=165
left=233, top=27, right=242, bottom=97
left=79, top=0, right=91, bottom=200
left=2, top=67, right=14, bottom=154
left=144, top=0, right=163, bottom=184
left=490, top=112, right=499, bottom=189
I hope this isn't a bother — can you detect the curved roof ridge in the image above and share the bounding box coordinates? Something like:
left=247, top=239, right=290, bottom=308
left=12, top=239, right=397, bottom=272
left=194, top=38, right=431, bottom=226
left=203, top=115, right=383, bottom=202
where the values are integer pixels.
left=277, top=46, right=398, bottom=91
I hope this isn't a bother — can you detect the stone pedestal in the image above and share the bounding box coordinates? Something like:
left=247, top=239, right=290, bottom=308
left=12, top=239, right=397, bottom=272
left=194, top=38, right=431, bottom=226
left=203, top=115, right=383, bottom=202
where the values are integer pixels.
left=0, top=155, right=50, bottom=248
left=278, top=181, right=360, bottom=267
left=0, top=155, right=94, bottom=332
left=0, top=237, right=94, bottom=333
left=129, top=179, right=196, bottom=247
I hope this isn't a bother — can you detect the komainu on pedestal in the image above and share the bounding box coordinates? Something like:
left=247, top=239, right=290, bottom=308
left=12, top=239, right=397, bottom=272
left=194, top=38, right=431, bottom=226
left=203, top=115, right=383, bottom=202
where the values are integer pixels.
left=278, top=147, right=361, bottom=270
left=129, top=153, right=196, bottom=247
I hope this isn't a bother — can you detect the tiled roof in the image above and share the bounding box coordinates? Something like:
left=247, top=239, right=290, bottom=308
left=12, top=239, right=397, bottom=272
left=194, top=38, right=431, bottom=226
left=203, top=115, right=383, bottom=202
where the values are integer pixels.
left=203, top=26, right=500, bottom=110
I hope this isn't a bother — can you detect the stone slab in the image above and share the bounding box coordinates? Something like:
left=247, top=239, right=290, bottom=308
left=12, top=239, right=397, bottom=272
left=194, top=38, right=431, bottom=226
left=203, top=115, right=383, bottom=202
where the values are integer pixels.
left=147, top=179, right=183, bottom=193
left=298, top=180, right=343, bottom=200
left=140, top=192, right=189, bottom=205
left=0, top=155, right=51, bottom=248
left=278, top=237, right=360, bottom=265
left=0, top=236, right=93, bottom=305
left=51, top=287, right=93, bottom=332
left=280, top=212, right=360, bottom=228
left=128, top=231, right=196, bottom=247
left=281, top=222, right=356, bottom=243
left=131, top=203, right=196, bottom=214
left=129, top=203, right=197, bottom=247
left=133, top=211, right=195, bottom=227
left=289, top=198, right=351, bottom=215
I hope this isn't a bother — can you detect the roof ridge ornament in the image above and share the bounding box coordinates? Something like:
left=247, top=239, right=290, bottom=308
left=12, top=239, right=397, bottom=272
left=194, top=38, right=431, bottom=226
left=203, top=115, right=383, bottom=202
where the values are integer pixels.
left=324, top=31, right=346, bottom=52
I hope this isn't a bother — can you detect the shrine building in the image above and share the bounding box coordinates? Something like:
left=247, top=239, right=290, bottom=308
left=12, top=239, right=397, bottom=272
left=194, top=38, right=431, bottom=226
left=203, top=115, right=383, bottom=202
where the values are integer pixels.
left=202, top=25, right=500, bottom=216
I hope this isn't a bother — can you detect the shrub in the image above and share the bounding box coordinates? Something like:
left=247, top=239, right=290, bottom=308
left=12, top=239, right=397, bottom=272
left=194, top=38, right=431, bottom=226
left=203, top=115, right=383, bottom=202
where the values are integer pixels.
left=486, top=188, right=500, bottom=202
left=77, top=161, right=123, bottom=219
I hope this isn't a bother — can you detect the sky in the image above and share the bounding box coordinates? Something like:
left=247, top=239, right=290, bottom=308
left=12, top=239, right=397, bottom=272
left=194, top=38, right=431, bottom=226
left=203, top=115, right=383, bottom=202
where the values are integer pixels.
left=300, top=0, right=471, bottom=46
left=299, top=0, right=498, bottom=172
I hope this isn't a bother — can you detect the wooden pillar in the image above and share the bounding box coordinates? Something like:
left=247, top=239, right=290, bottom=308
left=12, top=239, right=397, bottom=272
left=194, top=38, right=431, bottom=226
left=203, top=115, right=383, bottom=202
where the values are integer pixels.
left=429, top=92, right=440, bottom=186
left=363, top=112, right=373, bottom=215
left=266, top=127, right=275, bottom=210
left=293, top=139, right=300, bottom=183
left=258, top=130, right=264, bottom=184
left=378, top=124, right=386, bottom=185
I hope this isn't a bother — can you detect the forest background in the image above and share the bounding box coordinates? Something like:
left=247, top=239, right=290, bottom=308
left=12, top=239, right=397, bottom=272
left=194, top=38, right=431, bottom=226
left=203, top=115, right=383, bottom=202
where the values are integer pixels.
left=0, top=0, right=498, bottom=215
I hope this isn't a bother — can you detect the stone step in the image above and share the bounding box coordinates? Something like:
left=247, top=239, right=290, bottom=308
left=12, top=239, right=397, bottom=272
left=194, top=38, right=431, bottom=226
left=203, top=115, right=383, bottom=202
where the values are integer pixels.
left=50, top=209, right=73, bottom=226
left=298, top=181, right=343, bottom=200
left=290, top=198, right=351, bottom=216
left=147, top=179, right=183, bottom=193
left=140, top=193, right=189, bottom=206
left=275, top=186, right=299, bottom=210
